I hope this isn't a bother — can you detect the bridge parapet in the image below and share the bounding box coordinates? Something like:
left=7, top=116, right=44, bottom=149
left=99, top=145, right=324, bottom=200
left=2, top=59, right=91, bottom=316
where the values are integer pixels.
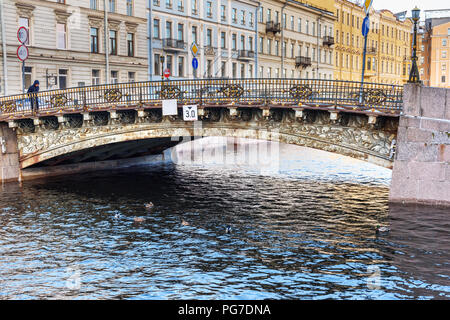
left=0, top=79, right=403, bottom=121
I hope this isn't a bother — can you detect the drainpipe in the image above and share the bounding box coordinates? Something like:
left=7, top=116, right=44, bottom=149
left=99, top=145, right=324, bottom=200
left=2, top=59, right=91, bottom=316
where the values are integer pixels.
left=148, top=0, right=153, bottom=80
left=104, top=0, right=110, bottom=83
left=255, top=3, right=260, bottom=78
left=280, top=2, right=287, bottom=78
left=0, top=0, right=8, bottom=95
left=316, top=14, right=323, bottom=78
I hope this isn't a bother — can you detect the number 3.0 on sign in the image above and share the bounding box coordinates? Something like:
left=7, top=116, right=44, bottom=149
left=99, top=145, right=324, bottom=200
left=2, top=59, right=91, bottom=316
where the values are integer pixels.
left=183, top=105, right=198, bottom=121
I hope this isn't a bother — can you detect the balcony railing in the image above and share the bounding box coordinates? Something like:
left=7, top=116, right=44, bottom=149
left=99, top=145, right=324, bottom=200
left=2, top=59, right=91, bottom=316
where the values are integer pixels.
left=237, top=50, right=255, bottom=60
left=204, top=46, right=216, bottom=56
left=323, top=36, right=334, bottom=46
left=295, top=56, right=311, bottom=68
left=163, top=38, right=186, bottom=51
left=266, top=21, right=281, bottom=34
left=367, top=47, right=377, bottom=54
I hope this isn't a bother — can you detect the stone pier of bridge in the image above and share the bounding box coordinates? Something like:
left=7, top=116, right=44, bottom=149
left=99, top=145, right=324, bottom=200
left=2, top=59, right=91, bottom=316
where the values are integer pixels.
left=389, top=84, right=450, bottom=206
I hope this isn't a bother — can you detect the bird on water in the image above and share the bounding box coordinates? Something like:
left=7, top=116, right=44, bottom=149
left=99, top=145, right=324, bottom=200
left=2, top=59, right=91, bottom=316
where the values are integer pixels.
left=376, top=225, right=390, bottom=235
left=225, top=226, right=232, bottom=234
left=144, top=202, right=154, bottom=210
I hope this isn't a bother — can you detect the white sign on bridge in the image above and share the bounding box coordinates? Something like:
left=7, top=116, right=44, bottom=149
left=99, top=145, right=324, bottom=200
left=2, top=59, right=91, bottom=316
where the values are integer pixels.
left=183, top=105, right=198, bottom=121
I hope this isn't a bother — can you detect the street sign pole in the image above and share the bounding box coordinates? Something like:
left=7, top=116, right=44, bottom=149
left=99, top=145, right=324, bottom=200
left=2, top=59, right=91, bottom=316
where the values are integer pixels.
left=22, top=60, right=25, bottom=93
left=360, top=14, right=370, bottom=104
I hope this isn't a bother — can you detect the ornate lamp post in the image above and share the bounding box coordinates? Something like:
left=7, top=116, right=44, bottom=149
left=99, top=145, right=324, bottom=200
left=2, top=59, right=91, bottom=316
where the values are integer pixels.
left=160, top=55, right=165, bottom=81
left=408, top=6, right=421, bottom=83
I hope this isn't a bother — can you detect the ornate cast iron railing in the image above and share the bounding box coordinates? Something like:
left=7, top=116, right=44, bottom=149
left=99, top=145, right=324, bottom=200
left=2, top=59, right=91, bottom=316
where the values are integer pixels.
left=0, top=78, right=403, bottom=119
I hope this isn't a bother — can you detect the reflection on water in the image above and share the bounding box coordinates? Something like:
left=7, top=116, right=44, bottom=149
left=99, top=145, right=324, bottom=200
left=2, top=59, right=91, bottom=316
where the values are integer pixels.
left=0, top=139, right=448, bottom=299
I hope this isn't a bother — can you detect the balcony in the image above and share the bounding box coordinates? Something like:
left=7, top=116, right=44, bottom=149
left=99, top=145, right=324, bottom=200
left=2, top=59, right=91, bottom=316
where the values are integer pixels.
left=367, top=47, right=377, bottom=55
left=204, top=46, right=216, bottom=56
left=237, top=50, right=255, bottom=60
left=266, top=21, right=281, bottom=34
left=163, top=38, right=186, bottom=51
left=323, top=36, right=334, bottom=46
left=295, top=56, right=311, bottom=68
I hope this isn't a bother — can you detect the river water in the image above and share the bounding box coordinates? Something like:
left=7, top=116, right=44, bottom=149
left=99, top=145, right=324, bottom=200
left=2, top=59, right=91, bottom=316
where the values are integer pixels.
left=0, top=138, right=449, bottom=299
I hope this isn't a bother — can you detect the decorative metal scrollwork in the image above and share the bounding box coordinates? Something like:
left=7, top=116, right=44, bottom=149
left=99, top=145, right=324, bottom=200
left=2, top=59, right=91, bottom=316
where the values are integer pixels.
left=104, top=89, right=123, bottom=102
left=42, top=117, right=59, bottom=130
left=49, top=94, right=69, bottom=108
left=364, top=89, right=387, bottom=105
left=0, top=101, right=17, bottom=113
left=159, top=85, right=182, bottom=99
left=289, top=85, right=313, bottom=99
left=219, top=84, right=244, bottom=98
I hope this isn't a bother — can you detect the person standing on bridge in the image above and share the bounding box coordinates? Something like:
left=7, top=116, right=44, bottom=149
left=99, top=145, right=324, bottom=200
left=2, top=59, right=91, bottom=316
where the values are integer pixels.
left=27, top=80, right=40, bottom=112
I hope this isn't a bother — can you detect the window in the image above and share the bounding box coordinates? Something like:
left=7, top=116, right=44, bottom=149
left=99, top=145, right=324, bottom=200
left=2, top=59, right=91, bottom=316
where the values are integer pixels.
left=267, top=9, right=271, bottom=22
left=166, top=55, right=172, bottom=73
left=128, top=72, right=135, bottom=82
left=192, top=26, right=197, bottom=43
left=267, top=39, right=271, bottom=55
left=206, top=1, right=212, bottom=18
left=221, top=61, right=226, bottom=77
left=92, top=70, right=100, bottom=85
left=24, top=66, right=32, bottom=91
left=249, top=64, right=253, bottom=77
left=111, top=71, right=118, bottom=84
left=126, top=0, right=133, bottom=16
left=275, top=40, right=279, bottom=56
left=232, top=8, right=237, bottom=23
left=166, top=0, right=172, bottom=9
left=240, top=63, right=245, bottom=78
left=259, top=37, right=263, bottom=53
left=259, top=7, right=263, bottom=23
left=259, top=66, right=263, bottom=78
left=306, top=20, right=309, bottom=34
left=154, top=53, right=161, bottom=75
left=19, top=17, right=30, bottom=45
left=221, top=5, right=226, bottom=21
left=177, top=24, right=183, bottom=41
left=59, top=69, right=68, bottom=89
left=90, top=0, right=97, bottom=10
left=177, top=0, right=183, bottom=11
left=166, top=21, right=172, bottom=38
left=109, top=0, right=115, bottom=13
left=109, top=30, right=117, bottom=55
left=442, top=76, right=446, bottom=83
left=153, top=20, right=160, bottom=38
left=221, top=32, right=226, bottom=49
left=90, top=28, right=99, bottom=53
left=298, top=18, right=301, bottom=32
left=282, top=13, right=286, bottom=28
left=240, top=35, right=245, bottom=50
left=249, top=12, right=253, bottom=27
left=178, top=56, right=184, bottom=77
left=191, top=0, right=197, bottom=14
left=241, top=10, right=245, bottom=25
left=267, top=67, right=271, bottom=78
left=290, top=16, right=294, bottom=30
left=443, top=39, right=447, bottom=46
left=232, top=62, right=237, bottom=78
left=232, top=34, right=237, bottom=50
left=249, top=36, right=253, bottom=51
left=207, top=59, right=212, bottom=77
left=57, top=23, right=66, bottom=49
left=127, top=33, right=134, bottom=57
left=443, top=51, right=447, bottom=59
left=206, top=29, right=212, bottom=47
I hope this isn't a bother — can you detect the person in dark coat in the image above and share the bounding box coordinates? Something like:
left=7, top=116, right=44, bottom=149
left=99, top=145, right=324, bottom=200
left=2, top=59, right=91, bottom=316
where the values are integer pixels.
left=27, top=80, right=40, bottom=111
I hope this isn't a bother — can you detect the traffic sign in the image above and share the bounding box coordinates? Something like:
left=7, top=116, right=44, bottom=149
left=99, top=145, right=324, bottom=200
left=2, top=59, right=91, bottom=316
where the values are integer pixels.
left=164, top=68, right=171, bottom=78
left=364, top=0, right=373, bottom=14
left=183, top=105, right=198, bottom=121
left=192, top=57, right=198, bottom=70
left=362, top=16, right=370, bottom=37
left=17, top=45, right=29, bottom=61
left=17, top=26, right=28, bottom=44
left=190, top=42, right=199, bottom=56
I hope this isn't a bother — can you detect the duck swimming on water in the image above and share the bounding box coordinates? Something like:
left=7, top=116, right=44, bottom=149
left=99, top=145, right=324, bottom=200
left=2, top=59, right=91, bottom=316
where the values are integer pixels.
left=144, top=202, right=154, bottom=210
left=376, top=225, right=390, bottom=235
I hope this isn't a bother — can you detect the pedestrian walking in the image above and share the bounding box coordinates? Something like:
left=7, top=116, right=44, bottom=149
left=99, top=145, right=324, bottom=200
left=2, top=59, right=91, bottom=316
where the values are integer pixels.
left=27, top=80, right=40, bottom=112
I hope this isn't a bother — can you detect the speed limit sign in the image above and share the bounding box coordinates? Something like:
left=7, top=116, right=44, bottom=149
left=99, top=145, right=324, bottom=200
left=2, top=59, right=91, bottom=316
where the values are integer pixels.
left=17, top=45, right=29, bottom=61
left=183, top=105, right=198, bottom=121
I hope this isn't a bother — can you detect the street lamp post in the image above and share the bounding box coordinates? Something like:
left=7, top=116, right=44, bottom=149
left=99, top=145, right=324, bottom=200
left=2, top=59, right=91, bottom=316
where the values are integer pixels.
left=160, top=55, right=165, bottom=81
left=408, top=6, right=421, bottom=83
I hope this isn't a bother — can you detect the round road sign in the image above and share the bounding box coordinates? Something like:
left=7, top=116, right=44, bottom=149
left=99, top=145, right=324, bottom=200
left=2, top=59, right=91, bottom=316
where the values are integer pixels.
left=17, top=45, right=29, bottom=61
left=362, top=16, right=370, bottom=37
left=192, top=57, right=198, bottom=70
left=164, top=68, right=171, bottom=78
left=17, top=26, right=28, bottom=44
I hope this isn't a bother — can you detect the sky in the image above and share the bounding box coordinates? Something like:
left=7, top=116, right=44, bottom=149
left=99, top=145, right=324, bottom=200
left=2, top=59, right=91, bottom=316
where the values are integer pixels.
left=371, top=0, right=449, bottom=19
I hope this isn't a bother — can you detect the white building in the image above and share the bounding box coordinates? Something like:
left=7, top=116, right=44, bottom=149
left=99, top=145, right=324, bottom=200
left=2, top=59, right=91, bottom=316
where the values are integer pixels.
left=0, top=0, right=148, bottom=96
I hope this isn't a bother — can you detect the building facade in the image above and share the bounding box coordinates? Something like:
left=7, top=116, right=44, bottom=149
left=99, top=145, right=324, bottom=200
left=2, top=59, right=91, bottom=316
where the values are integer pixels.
left=334, top=0, right=413, bottom=85
left=257, top=0, right=335, bottom=80
left=0, top=0, right=148, bottom=96
left=421, top=10, right=450, bottom=87
left=148, top=0, right=259, bottom=80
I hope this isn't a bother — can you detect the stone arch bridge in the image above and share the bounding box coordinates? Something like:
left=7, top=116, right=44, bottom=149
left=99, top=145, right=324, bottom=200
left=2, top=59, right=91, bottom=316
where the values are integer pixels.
left=0, top=78, right=403, bottom=181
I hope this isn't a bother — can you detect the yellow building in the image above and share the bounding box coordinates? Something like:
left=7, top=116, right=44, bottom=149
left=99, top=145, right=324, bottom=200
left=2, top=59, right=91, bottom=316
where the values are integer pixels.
left=334, top=0, right=413, bottom=84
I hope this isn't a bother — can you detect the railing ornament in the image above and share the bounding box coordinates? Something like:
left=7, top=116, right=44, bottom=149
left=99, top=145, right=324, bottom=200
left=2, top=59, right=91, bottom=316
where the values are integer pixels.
left=218, top=84, right=244, bottom=98
left=288, top=85, right=313, bottom=99
left=103, top=88, right=124, bottom=103
left=159, top=84, right=182, bottom=99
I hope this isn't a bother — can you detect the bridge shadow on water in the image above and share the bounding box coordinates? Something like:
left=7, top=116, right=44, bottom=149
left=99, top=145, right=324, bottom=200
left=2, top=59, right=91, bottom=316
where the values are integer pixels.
left=0, top=140, right=448, bottom=299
